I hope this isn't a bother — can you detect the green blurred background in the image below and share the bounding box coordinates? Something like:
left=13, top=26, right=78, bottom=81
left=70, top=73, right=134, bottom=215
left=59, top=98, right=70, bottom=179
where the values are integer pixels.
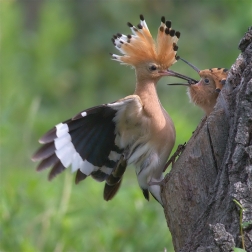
left=1, top=0, right=251, bottom=251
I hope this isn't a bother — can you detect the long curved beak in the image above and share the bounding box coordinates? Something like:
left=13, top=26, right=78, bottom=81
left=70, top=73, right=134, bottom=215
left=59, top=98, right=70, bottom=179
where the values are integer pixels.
left=177, top=56, right=201, bottom=73
left=167, top=56, right=201, bottom=87
left=166, top=69, right=198, bottom=84
left=168, top=83, right=191, bottom=87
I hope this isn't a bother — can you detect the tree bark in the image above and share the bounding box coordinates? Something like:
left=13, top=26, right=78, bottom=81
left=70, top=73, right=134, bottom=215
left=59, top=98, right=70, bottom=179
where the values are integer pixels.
left=161, top=27, right=252, bottom=252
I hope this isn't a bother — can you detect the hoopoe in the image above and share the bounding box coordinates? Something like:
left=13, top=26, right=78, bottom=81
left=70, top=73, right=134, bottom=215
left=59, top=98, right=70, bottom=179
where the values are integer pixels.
left=32, top=15, right=190, bottom=205
left=169, top=57, right=228, bottom=116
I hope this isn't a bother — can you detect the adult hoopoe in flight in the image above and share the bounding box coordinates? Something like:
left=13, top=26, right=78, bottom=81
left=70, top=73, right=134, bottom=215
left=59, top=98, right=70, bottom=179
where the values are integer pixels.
left=32, top=15, right=190, bottom=205
left=169, top=57, right=228, bottom=116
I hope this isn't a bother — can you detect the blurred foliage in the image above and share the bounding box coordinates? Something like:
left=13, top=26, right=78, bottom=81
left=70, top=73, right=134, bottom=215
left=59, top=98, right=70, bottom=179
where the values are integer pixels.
left=0, top=0, right=251, bottom=251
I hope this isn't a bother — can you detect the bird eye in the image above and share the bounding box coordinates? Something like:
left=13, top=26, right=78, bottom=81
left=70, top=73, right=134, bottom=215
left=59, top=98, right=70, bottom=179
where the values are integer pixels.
left=149, top=65, right=157, bottom=71
left=204, top=78, right=210, bottom=84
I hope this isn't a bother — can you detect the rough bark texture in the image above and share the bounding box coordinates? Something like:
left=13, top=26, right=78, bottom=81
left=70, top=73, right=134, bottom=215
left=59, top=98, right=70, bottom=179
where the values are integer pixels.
left=161, top=27, right=252, bottom=252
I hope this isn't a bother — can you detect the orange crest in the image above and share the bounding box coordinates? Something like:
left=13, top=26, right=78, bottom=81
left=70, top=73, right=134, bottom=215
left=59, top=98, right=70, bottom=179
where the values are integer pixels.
left=111, top=15, right=180, bottom=69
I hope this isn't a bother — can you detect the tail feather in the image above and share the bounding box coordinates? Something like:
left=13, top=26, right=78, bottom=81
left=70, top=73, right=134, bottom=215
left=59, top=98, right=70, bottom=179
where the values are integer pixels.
left=106, top=173, right=121, bottom=185
left=103, top=156, right=127, bottom=200
left=91, top=170, right=109, bottom=182
left=104, top=179, right=123, bottom=201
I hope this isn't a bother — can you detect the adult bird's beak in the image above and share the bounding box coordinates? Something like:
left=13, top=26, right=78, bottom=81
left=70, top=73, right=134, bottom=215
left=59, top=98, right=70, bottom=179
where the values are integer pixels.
left=168, top=83, right=191, bottom=87
left=177, top=56, right=201, bottom=73
left=166, top=69, right=198, bottom=83
left=167, top=56, right=201, bottom=86
left=159, top=69, right=198, bottom=84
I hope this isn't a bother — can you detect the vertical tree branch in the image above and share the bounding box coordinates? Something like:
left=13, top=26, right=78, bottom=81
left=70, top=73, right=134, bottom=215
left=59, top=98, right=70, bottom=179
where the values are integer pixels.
left=161, top=27, right=252, bottom=252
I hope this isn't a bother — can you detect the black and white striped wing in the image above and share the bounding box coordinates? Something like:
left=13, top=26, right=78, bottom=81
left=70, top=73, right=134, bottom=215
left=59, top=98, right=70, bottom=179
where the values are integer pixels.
left=32, top=104, right=124, bottom=184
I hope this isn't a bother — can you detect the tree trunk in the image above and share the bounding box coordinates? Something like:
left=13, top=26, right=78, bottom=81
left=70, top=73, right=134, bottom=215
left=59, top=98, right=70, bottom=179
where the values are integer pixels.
left=161, top=27, right=252, bottom=252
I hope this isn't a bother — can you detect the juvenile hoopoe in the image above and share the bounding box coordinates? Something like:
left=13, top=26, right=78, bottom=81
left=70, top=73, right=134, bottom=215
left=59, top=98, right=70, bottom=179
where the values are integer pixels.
left=169, top=57, right=228, bottom=116
left=32, top=15, right=189, bottom=205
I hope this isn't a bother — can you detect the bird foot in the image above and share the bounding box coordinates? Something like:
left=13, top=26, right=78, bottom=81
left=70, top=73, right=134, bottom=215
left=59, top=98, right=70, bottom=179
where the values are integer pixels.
left=163, top=142, right=186, bottom=172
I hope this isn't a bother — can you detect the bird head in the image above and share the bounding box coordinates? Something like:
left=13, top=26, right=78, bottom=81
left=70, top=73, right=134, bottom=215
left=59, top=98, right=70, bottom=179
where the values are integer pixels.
left=196, top=68, right=228, bottom=93
left=168, top=57, right=228, bottom=115
left=111, top=15, right=191, bottom=82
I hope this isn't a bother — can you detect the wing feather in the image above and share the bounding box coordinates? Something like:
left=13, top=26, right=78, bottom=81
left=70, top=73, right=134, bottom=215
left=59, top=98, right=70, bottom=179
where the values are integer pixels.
left=33, top=96, right=146, bottom=201
left=37, top=153, right=58, bottom=171
left=33, top=104, right=123, bottom=180
left=48, top=161, right=66, bottom=180
left=32, top=142, right=55, bottom=161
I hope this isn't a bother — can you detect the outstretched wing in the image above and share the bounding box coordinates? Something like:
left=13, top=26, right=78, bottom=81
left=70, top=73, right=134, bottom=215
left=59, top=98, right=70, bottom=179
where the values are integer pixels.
left=32, top=105, right=123, bottom=182
left=32, top=95, right=144, bottom=199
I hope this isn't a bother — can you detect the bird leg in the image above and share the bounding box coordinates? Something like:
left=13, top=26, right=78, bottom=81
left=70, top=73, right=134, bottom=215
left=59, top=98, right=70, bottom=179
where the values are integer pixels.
left=163, top=142, right=186, bottom=172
